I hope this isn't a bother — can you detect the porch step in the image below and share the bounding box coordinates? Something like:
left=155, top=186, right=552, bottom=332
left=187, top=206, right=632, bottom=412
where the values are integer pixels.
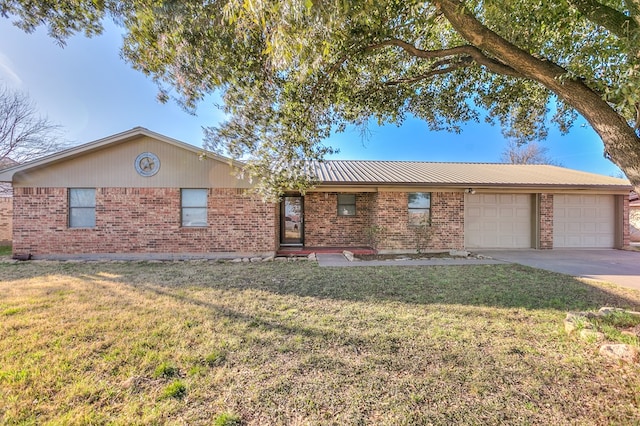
left=276, top=246, right=376, bottom=257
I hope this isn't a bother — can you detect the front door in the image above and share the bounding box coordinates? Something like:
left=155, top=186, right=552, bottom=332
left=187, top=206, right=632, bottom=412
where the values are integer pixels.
left=281, top=196, right=303, bottom=245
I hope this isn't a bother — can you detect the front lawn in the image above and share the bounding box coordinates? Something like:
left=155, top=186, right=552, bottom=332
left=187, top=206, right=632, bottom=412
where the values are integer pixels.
left=1, top=260, right=639, bottom=424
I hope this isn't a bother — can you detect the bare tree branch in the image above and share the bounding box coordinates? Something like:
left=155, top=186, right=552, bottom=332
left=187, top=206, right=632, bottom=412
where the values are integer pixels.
left=0, top=85, right=66, bottom=166
left=501, top=140, right=561, bottom=165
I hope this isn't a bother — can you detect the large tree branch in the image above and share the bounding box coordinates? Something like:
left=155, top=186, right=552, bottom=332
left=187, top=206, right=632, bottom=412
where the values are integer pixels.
left=322, top=37, right=522, bottom=93
left=366, top=38, right=523, bottom=78
left=627, top=0, right=640, bottom=15
left=382, top=57, right=473, bottom=86
left=434, top=0, right=640, bottom=185
left=568, top=0, right=638, bottom=39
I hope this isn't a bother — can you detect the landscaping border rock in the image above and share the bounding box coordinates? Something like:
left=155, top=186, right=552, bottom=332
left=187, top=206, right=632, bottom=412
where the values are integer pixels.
left=599, top=344, right=639, bottom=364
left=564, top=307, right=640, bottom=364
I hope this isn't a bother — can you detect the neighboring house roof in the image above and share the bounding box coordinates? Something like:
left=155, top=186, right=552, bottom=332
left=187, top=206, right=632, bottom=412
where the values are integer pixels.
left=0, top=158, right=18, bottom=169
left=0, top=183, right=11, bottom=197
left=0, top=127, right=631, bottom=192
left=0, top=158, right=18, bottom=197
left=630, top=191, right=640, bottom=207
left=312, top=160, right=630, bottom=190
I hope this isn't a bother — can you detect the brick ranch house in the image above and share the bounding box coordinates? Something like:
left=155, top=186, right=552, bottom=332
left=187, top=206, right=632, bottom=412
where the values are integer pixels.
left=0, top=127, right=631, bottom=259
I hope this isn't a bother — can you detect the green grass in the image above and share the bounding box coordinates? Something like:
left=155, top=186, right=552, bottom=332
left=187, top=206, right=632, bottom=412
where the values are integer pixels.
left=161, top=380, right=187, bottom=399
left=1, top=260, right=640, bottom=424
left=0, top=245, right=11, bottom=256
left=153, top=361, right=179, bottom=378
left=593, top=310, right=640, bottom=346
left=214, top=412, right=242, bottom=426
left=597, top=310, right=640, bottom=329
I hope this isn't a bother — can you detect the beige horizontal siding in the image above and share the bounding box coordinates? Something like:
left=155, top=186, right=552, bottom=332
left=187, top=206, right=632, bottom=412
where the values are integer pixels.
left=13, top=136, right=251, bottom=189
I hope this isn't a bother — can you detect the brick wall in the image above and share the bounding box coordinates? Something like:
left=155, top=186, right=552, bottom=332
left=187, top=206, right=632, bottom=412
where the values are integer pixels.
left=304, top=191, right=464, bottom=251
left=303, top=192, right=374, bottom=247
left=622, top=195, right=630, bottom=247
left=539, top=193, right=553, bottom=249
left=12, top=187, right=276, bottom=255
left=371, top=192, right=464, bottom=251
left=0, top=197, right=12, bottom=245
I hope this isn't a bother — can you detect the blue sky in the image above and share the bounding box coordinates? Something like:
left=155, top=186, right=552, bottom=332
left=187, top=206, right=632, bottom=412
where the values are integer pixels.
left=0, top=17, right=623, bottom=177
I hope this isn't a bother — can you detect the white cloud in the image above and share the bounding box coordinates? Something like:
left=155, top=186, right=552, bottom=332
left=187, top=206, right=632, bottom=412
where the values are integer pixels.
left=0, top=52, right=22, bottom=87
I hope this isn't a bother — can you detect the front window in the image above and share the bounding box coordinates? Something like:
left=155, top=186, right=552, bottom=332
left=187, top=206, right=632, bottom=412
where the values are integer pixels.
left=69, top=188, right=96, bottom=228
left=181, top=189, right=208, bottom=227
left=408, top=192, right=431, bottom=226
left=337, top=194, right=356, bottom=216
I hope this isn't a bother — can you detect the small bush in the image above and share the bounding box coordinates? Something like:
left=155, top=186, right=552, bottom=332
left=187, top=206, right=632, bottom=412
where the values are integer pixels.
left=161, top=380, right=186, bottom=399
left=213, top=412, right=242, bottom=426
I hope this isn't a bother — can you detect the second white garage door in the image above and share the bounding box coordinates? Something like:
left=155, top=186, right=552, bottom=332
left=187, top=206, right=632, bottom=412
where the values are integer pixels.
left=465, top=193, right=532, bottom=249
left=553, top=194, right=615, bottom=248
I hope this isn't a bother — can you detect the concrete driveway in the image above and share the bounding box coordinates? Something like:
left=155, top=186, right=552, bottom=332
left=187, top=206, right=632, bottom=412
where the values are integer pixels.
left=478, top=249, right=640, bottom=291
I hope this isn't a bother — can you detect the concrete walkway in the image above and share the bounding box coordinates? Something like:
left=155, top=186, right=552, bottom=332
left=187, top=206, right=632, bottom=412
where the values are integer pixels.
left=477, top=249, right=640, bottom=292
left=316, top=253, right=507, bottom=267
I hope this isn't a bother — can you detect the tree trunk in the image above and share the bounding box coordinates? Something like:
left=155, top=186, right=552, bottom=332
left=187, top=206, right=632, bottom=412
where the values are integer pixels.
left=435, top=0, right=640, bottom=187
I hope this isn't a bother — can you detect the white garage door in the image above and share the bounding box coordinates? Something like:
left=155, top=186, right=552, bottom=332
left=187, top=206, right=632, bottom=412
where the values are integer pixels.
left=554, top=194, right=615, bottom=248
left=465, top=193, right=532, bottom=249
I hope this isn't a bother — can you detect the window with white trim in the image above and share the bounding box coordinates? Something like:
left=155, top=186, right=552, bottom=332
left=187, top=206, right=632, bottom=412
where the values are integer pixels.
left=69, top=188, right=96, bottom=228
left=181, top=189, right=208, bottom=227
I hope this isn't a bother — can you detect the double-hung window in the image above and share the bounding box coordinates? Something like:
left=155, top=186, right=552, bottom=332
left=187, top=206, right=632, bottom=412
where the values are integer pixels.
left=408, top=192, right=431, bottom=226
left=181, top=189, right=208, bottom=227
left=337, top=194, right=356, bottom=216
left=69, top=188, right=96, bottom=228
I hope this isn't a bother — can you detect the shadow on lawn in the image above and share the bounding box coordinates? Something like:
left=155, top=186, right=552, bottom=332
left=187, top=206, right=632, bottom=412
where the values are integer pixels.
left=3, top=261, right=639, bottom=313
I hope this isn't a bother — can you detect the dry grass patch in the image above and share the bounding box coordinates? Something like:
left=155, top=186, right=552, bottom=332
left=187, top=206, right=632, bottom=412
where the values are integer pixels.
left=1, top=260, right=640, bottom=424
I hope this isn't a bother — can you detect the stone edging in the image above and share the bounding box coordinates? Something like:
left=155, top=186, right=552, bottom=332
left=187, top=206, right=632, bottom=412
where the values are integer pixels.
left=0, top=253, right=318, bottom=264
left=564, top=307, right=640, bottom=364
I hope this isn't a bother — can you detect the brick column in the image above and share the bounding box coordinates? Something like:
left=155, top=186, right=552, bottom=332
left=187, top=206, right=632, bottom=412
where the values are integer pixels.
left=538, top=193, right=553, bottom=249
left=622, top=195, right=630, bottom=247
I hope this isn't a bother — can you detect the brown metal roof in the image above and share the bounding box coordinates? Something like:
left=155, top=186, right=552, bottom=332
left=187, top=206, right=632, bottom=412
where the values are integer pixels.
left=311, top=161, right=631, bottom=189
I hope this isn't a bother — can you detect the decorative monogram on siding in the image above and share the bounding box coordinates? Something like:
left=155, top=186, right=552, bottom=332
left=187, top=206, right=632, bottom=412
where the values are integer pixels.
left=134, top=152, right=160, bottom=177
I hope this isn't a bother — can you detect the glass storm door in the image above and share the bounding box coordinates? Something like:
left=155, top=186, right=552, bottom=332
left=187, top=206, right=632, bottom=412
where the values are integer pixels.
left=281, top=196, right=303, bottom=245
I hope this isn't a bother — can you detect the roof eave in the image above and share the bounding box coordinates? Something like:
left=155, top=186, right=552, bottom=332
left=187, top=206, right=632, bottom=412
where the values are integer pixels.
left=315, top=181, right=633, bottom=191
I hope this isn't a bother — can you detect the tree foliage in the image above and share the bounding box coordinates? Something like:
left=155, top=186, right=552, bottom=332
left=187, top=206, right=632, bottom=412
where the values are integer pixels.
left=0, top=85, right=65, bottom=166
left=2, top=0, right=639, bottom=198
